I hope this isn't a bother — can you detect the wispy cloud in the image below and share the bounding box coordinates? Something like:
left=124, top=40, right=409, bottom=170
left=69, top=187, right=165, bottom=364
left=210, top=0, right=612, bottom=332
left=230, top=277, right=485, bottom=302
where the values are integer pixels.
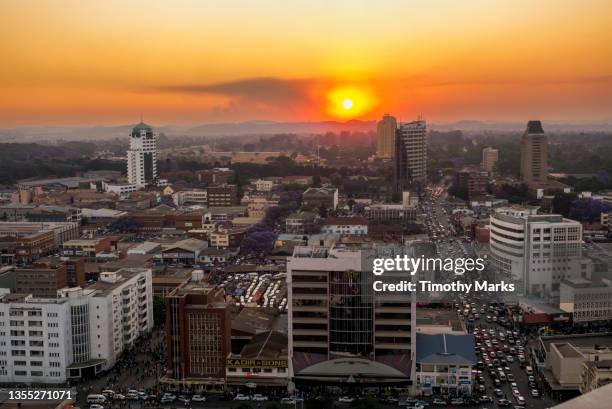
left=157, top=77, right=314, bottom=106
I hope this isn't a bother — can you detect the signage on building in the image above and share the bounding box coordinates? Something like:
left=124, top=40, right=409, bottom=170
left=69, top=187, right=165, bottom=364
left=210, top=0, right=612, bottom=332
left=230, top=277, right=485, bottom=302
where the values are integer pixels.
left=226, top=358, right=288, bottom=368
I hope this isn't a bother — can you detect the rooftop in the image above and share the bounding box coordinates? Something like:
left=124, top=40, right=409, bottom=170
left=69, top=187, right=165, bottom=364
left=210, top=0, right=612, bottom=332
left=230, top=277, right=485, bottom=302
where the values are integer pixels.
left=416, top=333, right=476, bottom=365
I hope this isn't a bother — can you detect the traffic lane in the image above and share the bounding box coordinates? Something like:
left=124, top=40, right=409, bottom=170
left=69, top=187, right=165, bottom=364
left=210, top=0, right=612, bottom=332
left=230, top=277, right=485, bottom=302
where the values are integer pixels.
left=471, top=318, right=555, bottom=409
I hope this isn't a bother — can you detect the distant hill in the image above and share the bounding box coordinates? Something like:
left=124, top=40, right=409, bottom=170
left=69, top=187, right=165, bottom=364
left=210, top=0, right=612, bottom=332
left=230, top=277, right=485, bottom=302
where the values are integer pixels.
left=0, top=119, right=610, bottom=142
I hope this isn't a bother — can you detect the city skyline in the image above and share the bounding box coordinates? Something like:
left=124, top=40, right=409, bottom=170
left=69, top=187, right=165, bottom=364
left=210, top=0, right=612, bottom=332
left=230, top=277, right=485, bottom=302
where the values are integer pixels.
left=1, top=0, right=612, bottom=126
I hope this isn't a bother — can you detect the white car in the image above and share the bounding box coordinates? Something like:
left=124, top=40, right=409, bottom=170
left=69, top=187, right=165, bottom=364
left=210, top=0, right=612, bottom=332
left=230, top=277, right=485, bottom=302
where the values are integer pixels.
left=252, top=394, right=268, bottom=401
left=338, top=396, right=354, bottom=403
left=191, top=395, right=206, bottom=402
left=234, top=394, right=251, bottom=401
left=113, top=394, right=125, bottom=401
left=90, top=405, right=104, bottom=409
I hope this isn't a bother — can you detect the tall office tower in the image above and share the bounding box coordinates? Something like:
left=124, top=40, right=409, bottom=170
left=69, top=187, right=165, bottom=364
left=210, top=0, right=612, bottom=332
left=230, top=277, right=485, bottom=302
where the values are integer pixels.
left=520, top=120, right=548, bottom=184
left=165, top=281, right=231, bottom=389
left=394, top=120, right=427, bottom=191
left=287, top=244, right=414, bottom=388
left=127, top=122, right=158, bottom=188
left=489, top=207, right=583, bottom=297
left=482, top=147, right=499, bottom=173
left=376, top=114, right=397, bottom=159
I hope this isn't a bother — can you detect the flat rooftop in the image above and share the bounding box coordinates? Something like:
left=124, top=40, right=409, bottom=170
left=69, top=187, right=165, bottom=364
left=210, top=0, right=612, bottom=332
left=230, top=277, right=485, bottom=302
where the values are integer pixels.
left=541, top=333, right=612, bottom=354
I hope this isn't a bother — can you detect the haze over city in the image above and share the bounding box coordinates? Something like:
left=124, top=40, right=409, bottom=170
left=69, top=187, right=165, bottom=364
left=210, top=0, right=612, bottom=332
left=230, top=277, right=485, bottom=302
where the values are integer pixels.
left=1, top=0, right=612, bottom=126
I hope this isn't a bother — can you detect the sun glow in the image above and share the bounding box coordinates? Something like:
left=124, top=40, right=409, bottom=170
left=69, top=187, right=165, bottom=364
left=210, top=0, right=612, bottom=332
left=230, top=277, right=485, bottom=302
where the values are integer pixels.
left=326, top=85, right=378, bottom=119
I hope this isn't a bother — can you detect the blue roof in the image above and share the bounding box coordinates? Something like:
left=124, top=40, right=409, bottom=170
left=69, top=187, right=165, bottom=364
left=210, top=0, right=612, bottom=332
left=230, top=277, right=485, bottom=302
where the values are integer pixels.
left=416, top=333, right=476, bottom=365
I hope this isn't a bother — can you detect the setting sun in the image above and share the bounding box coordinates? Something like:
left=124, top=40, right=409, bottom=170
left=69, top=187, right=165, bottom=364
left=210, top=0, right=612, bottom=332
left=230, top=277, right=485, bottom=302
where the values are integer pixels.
left=325, top=85, right=378, bottom=119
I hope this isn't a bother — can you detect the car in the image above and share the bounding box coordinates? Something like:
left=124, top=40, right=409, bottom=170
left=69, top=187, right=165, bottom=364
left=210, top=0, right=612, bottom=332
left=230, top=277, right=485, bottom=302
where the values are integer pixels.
left=126, top=393, right=139, bottom=401
left=450, top=398, right=464, bottom=405
left=432, top=398, right=447, bottom=405
left=89, top=405, right=104, bottom=409
left=252, top=394, right=269, bottom=402
left=113, top=394, right=125, bottom=401
left=507, top=356, right=514, bottom=363
left=280, top=398, right=295, bottom=405
left=234, top=394, right=251, bottom=401
left=507, top=374, right=515, bottom=382
left=160, top=396, right=176, bottom=404
left=530, top=389, right=539, bottom=398
left=479, top=396, right=493, bottom=403
left=101, top=390, right=115, bottom=398
left=497, top=399, right=512, bottom=407
left=338, top=396, right=354, bottom=403
left=494, top=389, right=503, bottom=397
left=191, top=395, right=206, bottom=402
left=177, top=396, right=190, bottom=404
left=512, top=389, right=520, bottom=398
left=516, top=396, right=526, bottom=406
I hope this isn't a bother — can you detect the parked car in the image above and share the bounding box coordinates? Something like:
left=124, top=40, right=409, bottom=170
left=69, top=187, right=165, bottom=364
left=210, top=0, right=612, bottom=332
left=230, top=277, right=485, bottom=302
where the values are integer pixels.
left=234, top=394, right=250, bottom=401
left=338, top=396, right=354, bottom=403
left=191, top=395, right=206, bottom=402
left=252, top=394, right=268, bottom=402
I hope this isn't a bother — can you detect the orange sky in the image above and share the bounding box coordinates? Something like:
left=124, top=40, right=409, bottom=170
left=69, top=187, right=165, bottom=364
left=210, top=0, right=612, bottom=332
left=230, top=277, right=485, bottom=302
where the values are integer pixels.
left=1, top=0, right=611, bottom=126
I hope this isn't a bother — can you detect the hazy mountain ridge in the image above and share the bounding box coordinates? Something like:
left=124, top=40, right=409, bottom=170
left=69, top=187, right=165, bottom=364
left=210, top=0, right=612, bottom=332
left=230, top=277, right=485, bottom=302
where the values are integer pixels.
left=1, top=119, right=611, bottom=142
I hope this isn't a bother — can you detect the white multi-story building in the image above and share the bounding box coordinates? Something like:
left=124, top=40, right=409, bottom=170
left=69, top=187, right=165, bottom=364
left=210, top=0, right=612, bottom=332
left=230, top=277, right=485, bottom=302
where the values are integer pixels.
left=321, top=217, right=369, bottom=236
left=255, top=179, right=275, bottom=192
left=0, top=268, right=153, bottom=384
left=102, top=181, right=137, bottom=198
left=489, top=207, right=583, bottom=296
left=127, top=122, right=158, bottom=189
left=173, top=189, right=208, bottom=206
left=560, top=278, right=612, bottom=323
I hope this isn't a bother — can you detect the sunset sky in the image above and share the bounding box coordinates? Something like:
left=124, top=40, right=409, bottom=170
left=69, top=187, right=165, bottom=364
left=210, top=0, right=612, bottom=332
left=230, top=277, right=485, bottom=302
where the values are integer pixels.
left=1, top=0, right=611, bottom=126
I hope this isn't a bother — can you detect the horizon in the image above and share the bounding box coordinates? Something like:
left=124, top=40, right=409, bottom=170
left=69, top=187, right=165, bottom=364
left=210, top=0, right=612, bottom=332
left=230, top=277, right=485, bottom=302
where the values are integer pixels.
left=1, top=0, right=612, bottom=126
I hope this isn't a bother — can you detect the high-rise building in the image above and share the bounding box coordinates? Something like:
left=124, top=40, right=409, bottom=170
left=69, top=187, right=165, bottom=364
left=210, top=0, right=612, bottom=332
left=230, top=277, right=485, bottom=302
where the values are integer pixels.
left=164, top=280, right=231, bottom=390
left=394, top=120, right=427, bottom=191
left=0, top=268, right=153, bottom=384
left=127, top=122, right=158, bottom=188
left=376, top=114, right=397, bottom=159
left=489, top=207, right=583, bottom=297
left=456, top=166, right=489, bottom=200
left=520, top=120, right=548, bottom=184
left=287, top=244, right=414, bottom=387
left=482, top=147, right=499, bottom=173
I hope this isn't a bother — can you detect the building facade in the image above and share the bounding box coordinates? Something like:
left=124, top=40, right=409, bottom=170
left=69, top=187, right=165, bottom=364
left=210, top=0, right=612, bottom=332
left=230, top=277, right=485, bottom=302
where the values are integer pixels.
left=395, top=120, right=427, bottom=190
left=489, top=207, right=583, bottom=296
left=482, top=147, right=499, bottom=173
left=520, top=120, right=548, bottom=184
left=376, top=114, right=397, bottom=159
left=0, top=268, right=153, bottom=384
left=287, top=245, right=414, bottom=386
left=127, top=122, right=158, bottom=188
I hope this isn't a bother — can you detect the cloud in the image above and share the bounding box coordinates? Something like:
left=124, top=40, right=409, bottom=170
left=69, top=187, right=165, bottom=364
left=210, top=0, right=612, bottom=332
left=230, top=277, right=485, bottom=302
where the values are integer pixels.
left=157, top=77, right=314, bottom=106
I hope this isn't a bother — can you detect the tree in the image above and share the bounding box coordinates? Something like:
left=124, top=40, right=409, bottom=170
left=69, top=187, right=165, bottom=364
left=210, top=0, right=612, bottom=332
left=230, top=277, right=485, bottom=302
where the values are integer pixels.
left=552, top=193, right=578, bottom=217
left=240, top=224, right=277, bottom=255
left=569, top=198, right=611, bottom=222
